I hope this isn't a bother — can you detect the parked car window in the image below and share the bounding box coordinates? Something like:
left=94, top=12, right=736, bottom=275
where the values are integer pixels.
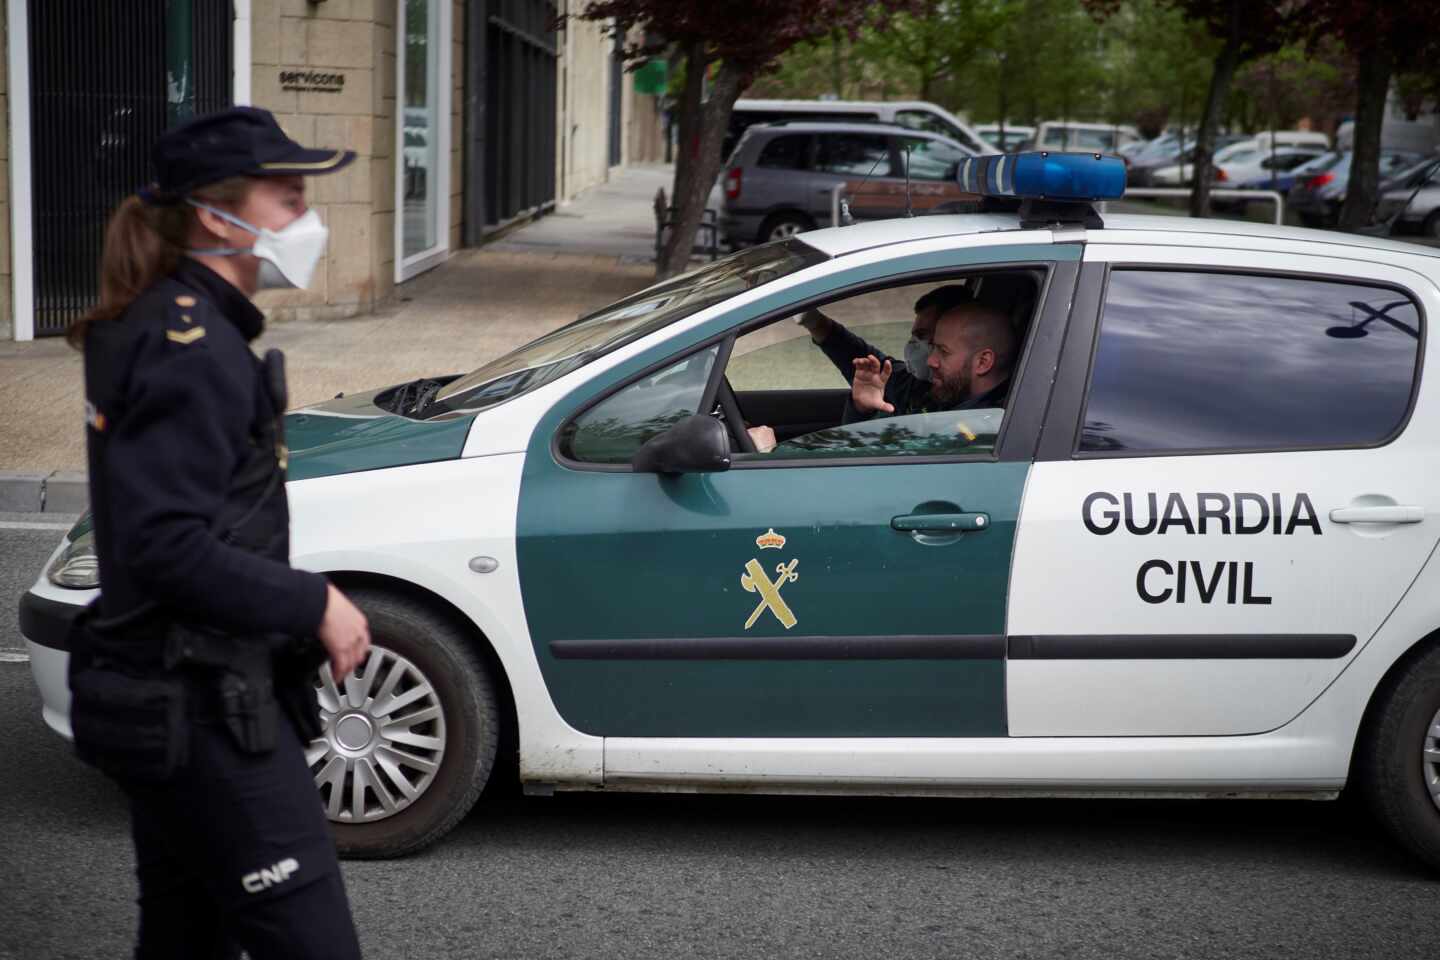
left=816, top=133, right=894, bottom=176
left=898, top=137, right=967, bottom=181
left=757, top=134, right=811, bottom=170
left=1080, top=270, right=1420, bottom=454
left=562, top=346, right=721, bottom=464
left=894, top=110, right=952, bottom=139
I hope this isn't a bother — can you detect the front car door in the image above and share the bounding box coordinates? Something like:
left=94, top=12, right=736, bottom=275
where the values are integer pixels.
left=1008, top=242, right=1440, bottom=736
left=515, top=242, right=1079, bottom=745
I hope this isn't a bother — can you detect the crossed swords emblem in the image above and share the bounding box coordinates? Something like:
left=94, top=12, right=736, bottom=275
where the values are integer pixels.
left=742, top=558, right=800, bottom=630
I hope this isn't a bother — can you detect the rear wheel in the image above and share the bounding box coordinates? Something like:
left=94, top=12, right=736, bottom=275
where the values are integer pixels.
left=758, top=211, right=814, bottom=244
left=1357, top=643, right=1440, bottom=871
left=308, top=589, right=499, bottom=859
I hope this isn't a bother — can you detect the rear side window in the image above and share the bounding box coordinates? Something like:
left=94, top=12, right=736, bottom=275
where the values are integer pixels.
left=1080, top=270, right=1421, bottom=455
left=816, top=134, right=894, bottom=176
left=757, top=135, right=810, bottom=170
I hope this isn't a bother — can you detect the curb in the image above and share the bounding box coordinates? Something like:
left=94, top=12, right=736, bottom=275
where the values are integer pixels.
left=0, top=471, right=87, bottom=513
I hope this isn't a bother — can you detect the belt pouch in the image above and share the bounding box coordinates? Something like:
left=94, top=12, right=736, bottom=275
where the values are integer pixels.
left=69, top=661, right=188, bottom=783
left=219, top=671, right=279, bottom=754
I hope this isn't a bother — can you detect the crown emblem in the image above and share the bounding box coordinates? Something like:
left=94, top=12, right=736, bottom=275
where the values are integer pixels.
left=755, top=528, right=786, bottom=550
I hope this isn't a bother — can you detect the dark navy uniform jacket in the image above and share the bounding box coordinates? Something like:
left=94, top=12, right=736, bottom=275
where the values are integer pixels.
left=83, top=258, right=327, bottom=642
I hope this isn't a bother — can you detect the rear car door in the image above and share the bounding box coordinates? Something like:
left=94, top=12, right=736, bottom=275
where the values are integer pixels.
left=1007, top=244, right=1440, bottom=736
left=515, top=244, right=1079, bottom=740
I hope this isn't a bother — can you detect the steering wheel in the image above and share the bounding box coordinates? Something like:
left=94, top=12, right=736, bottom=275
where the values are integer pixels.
left=715, top=377, right=757, bottom=453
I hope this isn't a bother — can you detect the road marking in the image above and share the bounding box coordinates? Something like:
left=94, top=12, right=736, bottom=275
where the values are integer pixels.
left=0, top=651, right=31, bottom=663
left=0, top=521, right=72, bottom=531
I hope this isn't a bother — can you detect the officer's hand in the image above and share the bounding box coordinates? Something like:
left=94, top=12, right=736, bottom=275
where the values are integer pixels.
left=318, top=584, right=371, bottom=681
left=851, top=355, right=895, bottom=414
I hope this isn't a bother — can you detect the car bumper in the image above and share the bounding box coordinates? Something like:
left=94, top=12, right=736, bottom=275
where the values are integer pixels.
left=19, top=588, right=88, bottom=740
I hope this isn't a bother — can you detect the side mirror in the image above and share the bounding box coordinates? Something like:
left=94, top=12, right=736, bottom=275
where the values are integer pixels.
left=632, top=414, right=732, bottom=474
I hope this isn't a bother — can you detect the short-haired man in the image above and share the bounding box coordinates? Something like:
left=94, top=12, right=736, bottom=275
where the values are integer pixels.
left=850, top=302, right=1016, bottom=417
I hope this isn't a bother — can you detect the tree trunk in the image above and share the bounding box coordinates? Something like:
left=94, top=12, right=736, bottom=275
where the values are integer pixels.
left=1338, top=52, right=1393, bottom=232
left=1189, top=37, right=1242, bottom=218
left=668, top=41, right=706, bottom=228
left=658, top=61, right=745, bottom=280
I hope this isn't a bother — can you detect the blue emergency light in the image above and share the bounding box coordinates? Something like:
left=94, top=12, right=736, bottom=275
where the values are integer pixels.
left=956, top=152, right=1126, bottom=201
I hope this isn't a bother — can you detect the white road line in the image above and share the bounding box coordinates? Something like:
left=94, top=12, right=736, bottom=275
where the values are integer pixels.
left=0, top=521, right=71, bottom=531
left=0, top=651, right=32, bottom=663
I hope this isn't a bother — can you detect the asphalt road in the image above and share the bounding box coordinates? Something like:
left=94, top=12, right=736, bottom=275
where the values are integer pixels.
left=3, top=519, right=1439, bottom=960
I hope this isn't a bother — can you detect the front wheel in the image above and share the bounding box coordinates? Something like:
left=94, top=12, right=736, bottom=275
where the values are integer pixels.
left=1356, top=643, right=1440, bottom=871
left=308, top=590, right=500, bottom=859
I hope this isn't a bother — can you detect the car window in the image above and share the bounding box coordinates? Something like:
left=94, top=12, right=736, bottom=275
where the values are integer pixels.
left=756, top=134, right=810, bottom=170
left=430, top=240, right=826, bottom=415
left=897, top=137, right=967, bottom=181
left=561, top=346, right=721, bottom=464
left=815, top=133, right=894, bottom=176
left=894, top=110, right=952, bottom=139
left=773, top=409, right=1003, bottom=459
left=1080, top=270, right=1420, bottom=455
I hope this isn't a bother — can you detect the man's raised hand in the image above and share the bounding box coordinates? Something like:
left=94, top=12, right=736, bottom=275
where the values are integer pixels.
left=851, top=355, right=895, bottom=414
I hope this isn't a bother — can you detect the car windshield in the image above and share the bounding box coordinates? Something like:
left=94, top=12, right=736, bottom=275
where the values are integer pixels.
left=428, top=240, right=827, bottom=415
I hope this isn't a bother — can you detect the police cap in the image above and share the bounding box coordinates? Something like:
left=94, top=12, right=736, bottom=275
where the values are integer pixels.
left=145, top=106, right=355, bottom=202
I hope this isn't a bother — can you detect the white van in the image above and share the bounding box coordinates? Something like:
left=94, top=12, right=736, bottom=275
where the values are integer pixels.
left=1254, top=130, right=1331, bottom=152
left=1032, top=121, right=1143, bottom=153
left=726, top=99, right=998, bottom=159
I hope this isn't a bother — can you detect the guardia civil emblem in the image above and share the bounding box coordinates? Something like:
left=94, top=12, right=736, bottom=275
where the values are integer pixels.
left=742, top=529, right=799, bottom=630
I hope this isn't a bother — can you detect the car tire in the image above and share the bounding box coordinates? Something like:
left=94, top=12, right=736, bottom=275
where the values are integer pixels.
left=758, top=212, right=815, bottom=243
left=313, top=589, right=500, bottom=860
left=1356, top=642, right=1440, bottom=872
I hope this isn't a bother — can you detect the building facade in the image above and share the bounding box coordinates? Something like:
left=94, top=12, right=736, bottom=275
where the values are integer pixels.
left=1, top=0, right=664, bottom=341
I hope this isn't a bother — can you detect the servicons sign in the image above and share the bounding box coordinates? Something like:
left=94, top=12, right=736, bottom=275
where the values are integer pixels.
left=1082, top=491, right=1321, bottom=606
left=742, top=529, right=800, bottom=629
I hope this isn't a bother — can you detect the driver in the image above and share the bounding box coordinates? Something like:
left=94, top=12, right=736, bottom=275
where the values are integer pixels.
left=850, top=302, right=1015, bottom=418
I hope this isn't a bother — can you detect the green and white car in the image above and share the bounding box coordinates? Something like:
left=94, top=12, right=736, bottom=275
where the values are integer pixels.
left=22, top=160, right=1440, bottom=868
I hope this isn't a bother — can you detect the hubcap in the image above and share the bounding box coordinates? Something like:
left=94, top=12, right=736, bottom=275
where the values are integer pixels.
left=769, top=221, right=804, bottom=240
left=1426, top=707, right=1440, bottom=814
left=306, top=645, right=447, bottom=824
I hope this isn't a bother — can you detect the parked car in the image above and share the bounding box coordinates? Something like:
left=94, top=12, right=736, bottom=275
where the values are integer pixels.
left=1373, top=157, right=1440, bottom=237
left=725, top=99, right=997, bottom=161
left=1128, top=134, right=1250, bottom=186
left=1030, top=121, right=1142, bottom=153
left=1234, top=150, right=1342, bottom=195
left=24, top=153, right=1440, bottom=870
left=718, top=122, right=976, bottom=246
left=975, top=123, right=1035, bottom=152
left=1146, top=140, right=1300, bottom=187
left=1288, top=150, right=1422, bottom=227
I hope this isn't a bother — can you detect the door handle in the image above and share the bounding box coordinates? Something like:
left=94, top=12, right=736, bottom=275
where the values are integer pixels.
left=892, top=512, right=990, bottom=532
left=1329, top=505, right=1424, bottom=524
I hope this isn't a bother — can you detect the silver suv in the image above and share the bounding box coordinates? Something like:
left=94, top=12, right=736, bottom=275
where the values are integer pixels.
left=718, top=122, right=976, bottom=246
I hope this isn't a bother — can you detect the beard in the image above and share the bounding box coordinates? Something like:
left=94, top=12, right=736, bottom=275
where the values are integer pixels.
left=930, top=365, right=972, bottom=405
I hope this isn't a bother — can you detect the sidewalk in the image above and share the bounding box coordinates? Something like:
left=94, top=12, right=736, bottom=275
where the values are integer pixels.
left=0, top=170, right=668, bottom=508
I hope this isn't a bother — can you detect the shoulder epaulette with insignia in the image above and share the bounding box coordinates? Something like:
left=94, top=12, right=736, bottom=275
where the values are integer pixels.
left=166, top=326, right=207, bottom=345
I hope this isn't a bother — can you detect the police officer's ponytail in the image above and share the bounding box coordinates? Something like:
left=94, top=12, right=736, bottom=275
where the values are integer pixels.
left=69, top=177, right=252, bottom=349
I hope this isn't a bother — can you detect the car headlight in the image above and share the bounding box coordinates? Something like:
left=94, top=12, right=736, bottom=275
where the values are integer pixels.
left=46, top=530, right=99, bottom=589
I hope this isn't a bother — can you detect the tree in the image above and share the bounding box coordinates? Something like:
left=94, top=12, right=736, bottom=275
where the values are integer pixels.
left=578, top=0, right=920, bottom=279
left=1296, top=3, right=1440, bottom=231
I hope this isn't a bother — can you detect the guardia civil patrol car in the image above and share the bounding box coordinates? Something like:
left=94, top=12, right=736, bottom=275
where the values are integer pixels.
left=22, top=153, right=1440, bottom=868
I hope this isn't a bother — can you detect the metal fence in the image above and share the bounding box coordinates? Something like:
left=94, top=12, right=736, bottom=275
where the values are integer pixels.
left=28, top=0, right=231, bottom=337
left=482, top=0, right=558, bottom=227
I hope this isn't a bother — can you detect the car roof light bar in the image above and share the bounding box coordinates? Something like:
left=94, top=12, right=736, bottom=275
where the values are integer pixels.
left=955, top=151, right=1125, bottom=229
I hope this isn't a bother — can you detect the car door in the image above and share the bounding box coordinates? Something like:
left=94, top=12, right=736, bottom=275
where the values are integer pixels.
left=812, top=131, right=902, bottom=221
left=1007, top=245, right=1440, bottom=736
left=514, top=244, right=1079, bottom=740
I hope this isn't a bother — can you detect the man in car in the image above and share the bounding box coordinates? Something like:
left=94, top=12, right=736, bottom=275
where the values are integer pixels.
left=849, top=300, right=1015, bottom=419
left=745, top=285, right=968, bottom=452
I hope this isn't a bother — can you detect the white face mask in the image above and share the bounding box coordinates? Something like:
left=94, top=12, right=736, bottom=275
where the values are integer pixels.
left=903, top=337, right=933, bottom=382
left=188, top=202, right=329, bottom=290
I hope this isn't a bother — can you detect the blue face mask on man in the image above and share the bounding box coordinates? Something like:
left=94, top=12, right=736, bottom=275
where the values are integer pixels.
left=903, top=337, right=933, bottom=382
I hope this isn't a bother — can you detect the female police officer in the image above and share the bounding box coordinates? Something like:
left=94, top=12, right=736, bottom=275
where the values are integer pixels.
left=67, top=107, right=370, bottom=959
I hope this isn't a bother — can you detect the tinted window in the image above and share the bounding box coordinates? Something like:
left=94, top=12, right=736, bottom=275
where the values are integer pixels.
left=563, top=347, right=720, bottom=464
left=816, top=134, right=894, bottom=176
left=1080, top=271, right=1420, bottom=454
left=757, top=134, right=810, bottom=170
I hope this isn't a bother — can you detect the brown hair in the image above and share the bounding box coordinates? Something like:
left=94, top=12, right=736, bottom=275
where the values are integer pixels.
left=67, top=177, right=254, bottom=349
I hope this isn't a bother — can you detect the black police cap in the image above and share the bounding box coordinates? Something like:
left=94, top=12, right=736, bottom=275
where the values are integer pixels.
left=145, top=106, right=355, bottom=203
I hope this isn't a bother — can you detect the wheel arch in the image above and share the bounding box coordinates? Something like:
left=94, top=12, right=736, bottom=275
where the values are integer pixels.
left=325, top=569, right=520, bottom=790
